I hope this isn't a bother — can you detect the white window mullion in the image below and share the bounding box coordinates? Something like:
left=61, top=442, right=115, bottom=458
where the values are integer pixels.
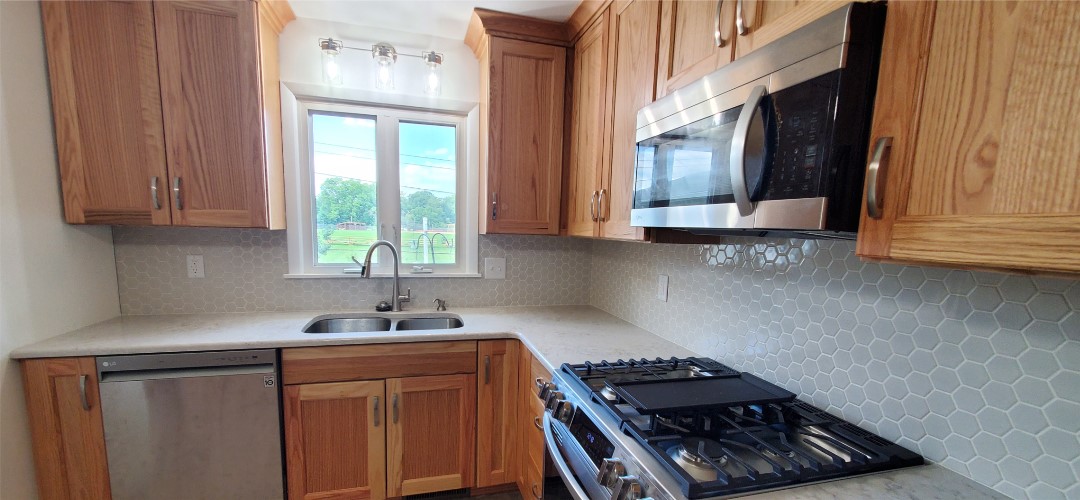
left=374, top=114, right=400, bottom=273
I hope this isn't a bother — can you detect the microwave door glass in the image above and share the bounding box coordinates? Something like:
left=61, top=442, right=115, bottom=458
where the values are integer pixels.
left=634, top=107, right=742, bottom=209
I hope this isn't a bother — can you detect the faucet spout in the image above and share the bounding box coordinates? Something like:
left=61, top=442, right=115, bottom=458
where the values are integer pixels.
left=361, top=240, right=411, bottom=311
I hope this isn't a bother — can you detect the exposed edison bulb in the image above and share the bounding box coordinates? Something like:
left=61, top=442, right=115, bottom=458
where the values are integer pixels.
left=422, top=51, right=442, bottom=97
left=376, top=59, right=394, bottom=89
left=372, top=43, right=397, bottom=90
left=320, top=38, right=343, bottom=86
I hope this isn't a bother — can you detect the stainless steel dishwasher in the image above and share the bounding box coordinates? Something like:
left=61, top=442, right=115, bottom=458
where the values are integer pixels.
left=97, top=349, right=284, bottom=500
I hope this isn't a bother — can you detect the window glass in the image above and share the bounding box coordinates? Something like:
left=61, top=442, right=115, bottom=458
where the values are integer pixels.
left=398, top=121, right=457, bottom=265
left=311, top=114, right=379, bottom=265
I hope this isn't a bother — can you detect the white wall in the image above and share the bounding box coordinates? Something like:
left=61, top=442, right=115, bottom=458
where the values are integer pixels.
left=278, top=17, right=480, bottom=102
left=0, top=2, right=122, bottom=498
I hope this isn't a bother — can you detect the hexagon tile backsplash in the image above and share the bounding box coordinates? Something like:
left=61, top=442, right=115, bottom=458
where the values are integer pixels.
left=113, top=228, right=1079, bottom=499
left=113, top=227, right=591, bottom=314
left=587, top=237, right=1080, bottom=500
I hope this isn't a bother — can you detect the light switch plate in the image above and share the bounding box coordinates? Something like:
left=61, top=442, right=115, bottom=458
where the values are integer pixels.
left=484, top=257, right=506, bottom=280
left=657, top=274, right=669, bottom=301
left=186, top=255, right=204, bottom=278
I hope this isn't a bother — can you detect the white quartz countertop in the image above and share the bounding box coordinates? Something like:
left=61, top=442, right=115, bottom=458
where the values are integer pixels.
left=9, top=306, right=696, bottom=373
left=10, top=305, right=1004, bottom=499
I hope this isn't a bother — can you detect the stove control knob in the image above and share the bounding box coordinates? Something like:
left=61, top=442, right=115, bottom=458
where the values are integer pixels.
left=536, top=380, right=556, bottom=400
left=554, top=400, right=574, bottom=423
left=613, top=475, right=642, bottom=500
left=596, top=458, right=625, bottom=488
left=544, top=392, right=565, bottom=411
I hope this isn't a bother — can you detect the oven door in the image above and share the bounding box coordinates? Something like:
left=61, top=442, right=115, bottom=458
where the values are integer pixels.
left=543, top=413, right=599, bottom=500
left=632, top=83, right=773, bottom=230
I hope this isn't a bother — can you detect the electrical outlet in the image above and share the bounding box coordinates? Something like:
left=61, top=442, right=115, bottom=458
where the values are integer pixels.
left=657, top=274, right=669, bottom=302
left=186, top=255, right=205, bottom=278
left=484, top=257, right=506, bottom=280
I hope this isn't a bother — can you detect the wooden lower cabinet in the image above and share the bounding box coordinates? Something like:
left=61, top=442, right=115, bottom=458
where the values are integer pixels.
left=21, top=357, right=112, bottom=500
left=387, top=374, right=476, bottom=496
left=282, top=342, right=480, bottom=500
left=284, top=381, right=386, bottom=499
left=476, top=340, right=520, bottom=488
left=516, top=349, right=552, bottom=499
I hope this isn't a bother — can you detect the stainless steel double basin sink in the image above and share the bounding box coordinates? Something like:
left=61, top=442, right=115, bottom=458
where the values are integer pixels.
left=302, top=313, right=464, bottom=334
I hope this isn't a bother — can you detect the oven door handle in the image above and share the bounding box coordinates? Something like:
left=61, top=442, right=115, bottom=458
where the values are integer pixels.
left=729, top=84, right=767, bottom=217
left=542, top=413, right=590, bottom=500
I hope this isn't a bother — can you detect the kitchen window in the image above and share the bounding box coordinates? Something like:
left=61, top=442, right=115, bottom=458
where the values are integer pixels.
left=283, top=96, right=478, bottom=277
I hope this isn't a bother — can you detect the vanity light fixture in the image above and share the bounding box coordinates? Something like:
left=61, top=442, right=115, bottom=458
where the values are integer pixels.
left=317, top=38, right=445, bottom=94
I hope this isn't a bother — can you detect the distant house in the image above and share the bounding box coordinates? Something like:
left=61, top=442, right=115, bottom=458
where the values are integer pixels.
left=336, top=222, right=367, bottom=230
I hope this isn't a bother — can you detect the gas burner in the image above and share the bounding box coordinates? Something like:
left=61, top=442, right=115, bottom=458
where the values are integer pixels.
left=667, top=438, right=727, bottom=482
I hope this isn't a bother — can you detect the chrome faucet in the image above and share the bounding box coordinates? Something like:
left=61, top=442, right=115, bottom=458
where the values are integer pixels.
left=360, top=240, right=411, bottom=312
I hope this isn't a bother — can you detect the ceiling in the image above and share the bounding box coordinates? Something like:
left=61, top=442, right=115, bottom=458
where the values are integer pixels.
left=289, top=1, right=581, bottom=40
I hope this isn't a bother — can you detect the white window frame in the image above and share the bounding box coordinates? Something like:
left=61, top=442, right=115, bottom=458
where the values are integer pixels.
left=281, top=83, right=480, bottom=278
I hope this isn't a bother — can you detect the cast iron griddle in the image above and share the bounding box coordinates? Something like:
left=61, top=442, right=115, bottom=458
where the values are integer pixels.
left=610, top=373, right=796, bottom=413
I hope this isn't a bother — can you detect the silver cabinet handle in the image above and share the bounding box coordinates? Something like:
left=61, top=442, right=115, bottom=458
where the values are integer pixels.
left=172, top=177, right=183, bottom=210
left=589, top=191, right=598, bottom=222
left=866, top=137, right=893, bottom=220
left=373, top=396, right=380, bottom=427
left=534, top=416, right=543, bottom=430
left=736, top=0, right=747, bottom=35
left=484, top=355, right=491, bottom=384
left=598, top=189, right=607, bottom=222
left=729, top=85, right=767, bottom=217
left=532, top=483, right=542, bottom=499
left=150, top=176, right=161, bottom=210
left=491, top=193, right=497, bottom=220
left=79, top=375, right=90, bottom=411
left=714, top=0, right=726, bottom=47
left=392, top=393, right=399, bottom=424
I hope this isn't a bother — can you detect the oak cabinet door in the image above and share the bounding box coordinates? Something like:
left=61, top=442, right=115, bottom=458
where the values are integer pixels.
left=600, top=0, right=658, bottom=241
left=284, top=381, right=387, bottom=500
left=21, top=357, right=112, bottom=500
left=387, top=374, right=476, bottom=496
left=42, top=1, right=171, bottom=225
left=733, top=0, right=850, bottom=59
left=857, top=1, right=1080, bottom=274
left=154, top=0, right=269, bottom=228
left=482, top=38, right=566, bottom=235
left=655, top=0, right=737, bottom=99
left=476, top=340, right=520, bottom=487
left=566, top=12, right=612, bottom=238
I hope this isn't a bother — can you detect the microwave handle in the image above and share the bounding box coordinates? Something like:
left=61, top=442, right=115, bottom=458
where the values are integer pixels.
left=729, top=84, right=767, bottom=217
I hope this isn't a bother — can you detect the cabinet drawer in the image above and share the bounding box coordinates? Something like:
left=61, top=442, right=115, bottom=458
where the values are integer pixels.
left=523, top=453, right=545, bottom=500
left=282, top=341, right=477, bottom=385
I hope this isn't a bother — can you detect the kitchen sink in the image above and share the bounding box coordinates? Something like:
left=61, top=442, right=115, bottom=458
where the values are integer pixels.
left=303, top=316, right=393, bottom=333
left=303, top=314, right=464, bottom=333
left=394, top=317, right=464, bottom=331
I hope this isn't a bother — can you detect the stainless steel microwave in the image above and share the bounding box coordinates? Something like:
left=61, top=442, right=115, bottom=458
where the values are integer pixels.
left=631, top=3, right=886, bottom=238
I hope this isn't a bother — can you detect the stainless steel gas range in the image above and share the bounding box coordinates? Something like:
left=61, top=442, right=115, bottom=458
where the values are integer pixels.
left=539, top=357, right=923, bottom=499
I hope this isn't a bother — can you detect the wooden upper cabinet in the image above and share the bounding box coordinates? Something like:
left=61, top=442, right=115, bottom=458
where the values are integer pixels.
left=155, top=1, right=271, bottom=228
left=387, top=374, right=476, bottom=497
left=733, top=0, right=850, bottom=59
left=601, top=0, right=658, bottom=241
left=476, top=340, right=520, bottom=488
left=21, top=357, right=111, bottom=500
left=655, top=0, right=736, bottom=99
left=284, top=381, right=386, bottom=500
left=566, top=11, right=612, bottom=238
left=857, top=1, right=1080, bottom=274
left=42, top=1, right=170, bottom=225
left=467, top=10, right=569, bottom=235
left=42, top=0, right=292, bottom=228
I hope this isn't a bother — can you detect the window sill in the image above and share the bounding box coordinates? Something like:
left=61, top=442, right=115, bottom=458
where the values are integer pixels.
left=283, top=272, right=483, bottom=280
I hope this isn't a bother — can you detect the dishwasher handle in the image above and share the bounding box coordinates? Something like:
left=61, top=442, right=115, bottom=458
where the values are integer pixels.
left=98, top=349, right=277, bottom=381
